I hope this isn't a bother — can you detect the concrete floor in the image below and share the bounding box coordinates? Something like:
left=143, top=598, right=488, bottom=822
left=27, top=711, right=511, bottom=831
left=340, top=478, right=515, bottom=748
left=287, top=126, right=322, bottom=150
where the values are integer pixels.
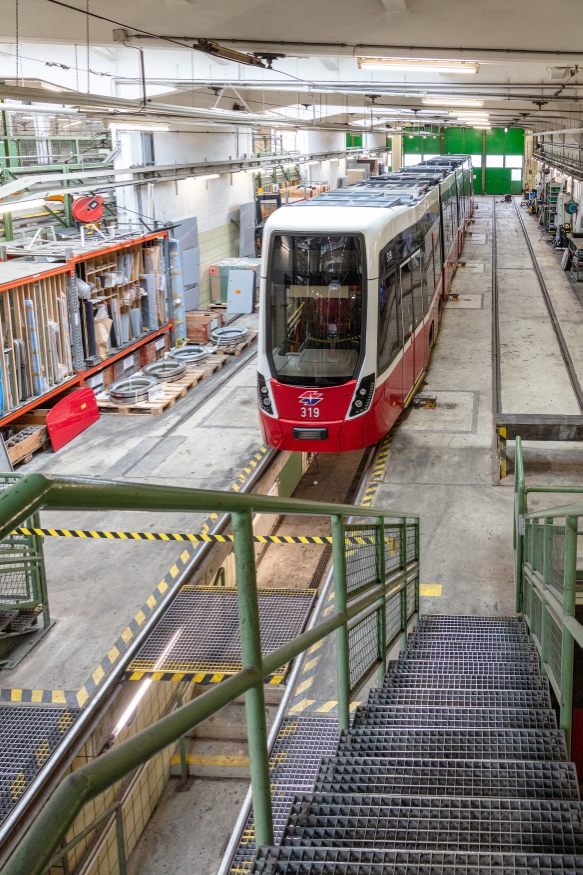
left=127, top=778, right=248, bottom=875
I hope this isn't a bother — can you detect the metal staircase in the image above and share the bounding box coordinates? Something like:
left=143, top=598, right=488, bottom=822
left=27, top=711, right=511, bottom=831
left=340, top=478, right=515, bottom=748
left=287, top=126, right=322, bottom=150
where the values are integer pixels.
left=252, top=615, right=583, bottom=874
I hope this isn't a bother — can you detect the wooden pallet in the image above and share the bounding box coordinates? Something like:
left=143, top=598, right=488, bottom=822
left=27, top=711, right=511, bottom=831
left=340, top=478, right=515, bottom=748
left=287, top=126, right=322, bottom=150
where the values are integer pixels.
left=96, top=370, right=201, bottom=416
left=190, top=353, right=229, bottom=378
left=213, top=330, right=258, bottom=356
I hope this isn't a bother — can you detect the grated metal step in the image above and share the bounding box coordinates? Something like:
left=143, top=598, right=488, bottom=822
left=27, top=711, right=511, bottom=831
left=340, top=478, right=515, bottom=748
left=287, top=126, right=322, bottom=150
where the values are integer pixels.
left=370, top=687, right=552, bottom=709
left=383, top=672, right=549, bottom=690
left=417, top=614, right=526, bottom=629
left=401, top=649, right=540, bottom=662
left=405, top=639, right=537, bottom=651
left=252, top=846, right=583, bottom=875
left=388, top=659, right=541, bottom=675
left=337, top=728, right=568, bottom=761
left=352, top=705, right=557, bottom=729
left=282, top=794, right=583, bottom=854
left=314, top=757, right=580, bottom=800
left=410, top=629, right=529, bottom=640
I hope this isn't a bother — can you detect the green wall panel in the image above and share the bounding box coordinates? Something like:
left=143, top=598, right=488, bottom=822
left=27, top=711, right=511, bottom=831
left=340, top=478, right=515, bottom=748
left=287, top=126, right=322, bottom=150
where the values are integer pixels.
left=486, top=128, right=524, bottom=154
left=473, top=169, right=483, bottom=195
left=346, top=133, right=362, bottom=148
left=444, top=128, right=483, bottom=154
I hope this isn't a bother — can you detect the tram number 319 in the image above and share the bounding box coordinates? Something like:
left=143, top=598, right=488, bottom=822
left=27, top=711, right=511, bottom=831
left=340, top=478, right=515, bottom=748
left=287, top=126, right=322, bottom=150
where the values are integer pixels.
left=300, top=406, right=320, bottom=418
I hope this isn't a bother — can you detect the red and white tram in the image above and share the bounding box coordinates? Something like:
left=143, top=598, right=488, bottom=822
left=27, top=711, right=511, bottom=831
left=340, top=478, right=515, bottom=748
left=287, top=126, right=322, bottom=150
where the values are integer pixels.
left=257, top=156, right=473, bottom=452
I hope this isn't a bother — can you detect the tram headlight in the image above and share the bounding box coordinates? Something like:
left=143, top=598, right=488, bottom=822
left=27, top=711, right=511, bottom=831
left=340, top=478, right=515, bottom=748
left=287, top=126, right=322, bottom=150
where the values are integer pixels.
left=257, top=372, right=275, bottom=416
left=349, top=374, right=376, bottom=418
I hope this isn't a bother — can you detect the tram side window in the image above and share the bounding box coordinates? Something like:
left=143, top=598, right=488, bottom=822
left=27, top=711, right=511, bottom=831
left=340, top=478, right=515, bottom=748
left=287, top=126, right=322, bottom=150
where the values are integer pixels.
left=378, top=268, right=402, bottom=373
left=410, top=253, right=424, bottom=327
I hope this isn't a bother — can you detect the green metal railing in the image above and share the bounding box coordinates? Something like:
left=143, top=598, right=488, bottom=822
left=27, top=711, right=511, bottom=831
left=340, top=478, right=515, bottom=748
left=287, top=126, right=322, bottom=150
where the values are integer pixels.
left=0, top=472, right=420, bottom=875
left=514, top=435, right=583, bottom=753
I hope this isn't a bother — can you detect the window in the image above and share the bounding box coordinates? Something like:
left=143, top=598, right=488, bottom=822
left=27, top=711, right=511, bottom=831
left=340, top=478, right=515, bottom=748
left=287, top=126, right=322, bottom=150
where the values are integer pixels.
left=511, top=168, right=522, bottom=181
left=409, top=253, right=424, bottom=328
left=423, top=153, right=439, bottom=161
left=486, top=155, right=504, bottom=168
left=471, top=154, right=482, bottom=168
left=377, top=267, right=401, bottom=373
left=404, top=154, right=420, bottom=166
left=505, top=155, right=523, bottom=168
left=268, top=234, right=364, bottom=387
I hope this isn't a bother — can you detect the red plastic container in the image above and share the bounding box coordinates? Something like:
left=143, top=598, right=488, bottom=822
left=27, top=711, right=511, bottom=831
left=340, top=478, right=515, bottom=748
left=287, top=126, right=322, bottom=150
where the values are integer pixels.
left=46, top=387, right=100, bottom=452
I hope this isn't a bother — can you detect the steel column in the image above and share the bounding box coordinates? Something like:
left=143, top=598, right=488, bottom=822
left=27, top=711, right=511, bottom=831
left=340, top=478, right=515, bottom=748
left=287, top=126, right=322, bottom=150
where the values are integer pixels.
left=331, top=513, right=350, bottom=732
left=540, top=517, right=553, bottom=675
left=399, top=518, right=408, bottom=650
left=231, top=509, right=274, bottom=848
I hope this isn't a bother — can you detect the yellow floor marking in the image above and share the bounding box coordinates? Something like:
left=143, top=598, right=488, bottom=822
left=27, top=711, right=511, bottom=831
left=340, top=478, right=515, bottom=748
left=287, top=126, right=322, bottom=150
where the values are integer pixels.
left=315, top=700, right=337, bottom=713
left=295, top=676, right=314, bottom=695
left=420, top=584, right=442, bottom=597
left=288, top=698, right=316, bottom=714
left=349, top=701, right=362, bottom=712
left=302, top=657, right=320, bottom=673
left=323, top=605, right=335, bottom=616
left=170, top=753, right=249, bottom=767
left=328, top=592, right=335, bottom=601
left=309, top=640, right=324, bottom=653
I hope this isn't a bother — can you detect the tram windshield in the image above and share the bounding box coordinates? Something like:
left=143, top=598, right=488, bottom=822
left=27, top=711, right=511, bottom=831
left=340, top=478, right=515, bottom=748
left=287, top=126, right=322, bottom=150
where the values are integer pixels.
left=268, top=234, right=364, bottom=387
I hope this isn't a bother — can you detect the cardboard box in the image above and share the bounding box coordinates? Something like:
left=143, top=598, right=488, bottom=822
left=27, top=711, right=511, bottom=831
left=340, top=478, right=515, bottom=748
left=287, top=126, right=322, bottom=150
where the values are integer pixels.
left=185, top=311, right=224, bottom=344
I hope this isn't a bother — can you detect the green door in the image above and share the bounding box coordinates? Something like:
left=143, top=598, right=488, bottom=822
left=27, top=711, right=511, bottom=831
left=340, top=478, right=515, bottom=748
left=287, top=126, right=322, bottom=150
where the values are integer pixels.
left=485, top=168, right=511, bottom=195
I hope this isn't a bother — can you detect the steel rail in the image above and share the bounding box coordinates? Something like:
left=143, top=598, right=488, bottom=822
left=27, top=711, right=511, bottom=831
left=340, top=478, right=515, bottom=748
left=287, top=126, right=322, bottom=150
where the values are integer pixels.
left=513, top=198, right=583, bottom=411
left=0, top=449, right=279, bottom=864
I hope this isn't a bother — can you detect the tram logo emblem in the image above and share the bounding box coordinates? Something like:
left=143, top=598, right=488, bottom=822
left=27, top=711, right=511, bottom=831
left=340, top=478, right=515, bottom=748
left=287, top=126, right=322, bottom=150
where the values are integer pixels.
left=298, top=391, right=324, bottom=407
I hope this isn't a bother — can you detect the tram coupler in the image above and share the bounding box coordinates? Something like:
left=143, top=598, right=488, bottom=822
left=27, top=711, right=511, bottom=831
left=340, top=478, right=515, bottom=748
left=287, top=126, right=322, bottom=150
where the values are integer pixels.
left=412, top=394, right=437, bottom=409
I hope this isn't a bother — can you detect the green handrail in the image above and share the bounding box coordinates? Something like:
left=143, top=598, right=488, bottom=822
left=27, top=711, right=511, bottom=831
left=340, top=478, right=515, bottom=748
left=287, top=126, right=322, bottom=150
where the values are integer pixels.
left=513, top=436, right=583, bottom=754
left=0, top=472, right=420, bottom=875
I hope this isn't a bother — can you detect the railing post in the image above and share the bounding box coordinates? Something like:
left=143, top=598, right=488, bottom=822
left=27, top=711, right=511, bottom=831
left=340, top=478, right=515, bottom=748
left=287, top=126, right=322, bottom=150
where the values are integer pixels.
left=175, top=681, right=190, bottom=790
left=375, top=516, right=386, bottom=685
left=331, top=514, right=350, bottom=732
left=540, top=517, right=552, bottom=675
left=231, top=509, right=274, bottom=847
left=560, top=514, right=577, bottom=756
left=399, top=518, right=407, bottom=650
left=115, top=805, right=127, bottom=875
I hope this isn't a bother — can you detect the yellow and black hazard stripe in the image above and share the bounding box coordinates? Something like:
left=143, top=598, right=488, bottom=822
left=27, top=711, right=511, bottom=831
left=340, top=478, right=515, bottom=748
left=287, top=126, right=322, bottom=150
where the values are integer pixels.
left=124, top=669, right=285, bottom=685
left=13, top=527, right=382, bottom=546
left=360, top=433, right=392, bottom=508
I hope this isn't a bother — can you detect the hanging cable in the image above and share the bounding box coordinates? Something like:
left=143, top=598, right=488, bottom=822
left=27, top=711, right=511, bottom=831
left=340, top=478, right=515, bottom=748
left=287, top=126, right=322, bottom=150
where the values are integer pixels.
left=15, top=0, right=19, bottom=83
left=74, top=44, right=79, bottom=92
left=86, top=0, right=90, bottom=93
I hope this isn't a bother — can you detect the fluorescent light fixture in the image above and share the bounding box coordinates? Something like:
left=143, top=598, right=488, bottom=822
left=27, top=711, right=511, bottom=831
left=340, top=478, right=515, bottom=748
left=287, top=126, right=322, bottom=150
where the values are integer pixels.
left=41, top=82, right=63, bottom=92
left=450, top=111, right=489, bottom=117
left=358, top=58, right=479, bottom=74
left=282, top=163, right=297, bottom=168
left=112, top=629, right=182, bottom=739
left=198, top=173, right=219, bottom=181
left=0, top=199, right=48, bottom=215
left=473, top=125, right=491, bottom=130
left=246, top=167, right=262, bottom=173
left=306, top=161, right=320, bottom=165
left=422, top=97, right=484, bottom=107
left=113, top=123, right=170, bottom=132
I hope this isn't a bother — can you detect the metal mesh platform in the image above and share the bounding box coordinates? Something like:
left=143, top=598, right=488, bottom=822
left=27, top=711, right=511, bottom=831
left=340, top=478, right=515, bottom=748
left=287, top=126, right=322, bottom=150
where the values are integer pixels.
left=383, top=672, right=549, bottom=690
left=282, top=795, right=583, bottom=853
left=337, top=728, right=568, bottom=762
left=231, top=717, right=339, bottom=875
left=370, top=688, right=552, bottom=709
left=314, top=757, right=579, bottom=800
left=252, top=846, right=583, bottom=875
left=127, top=587, right=315, bottom=676
left=0, top=706, right=80, bottom=825
left=351, top=705, right=557, bottom=729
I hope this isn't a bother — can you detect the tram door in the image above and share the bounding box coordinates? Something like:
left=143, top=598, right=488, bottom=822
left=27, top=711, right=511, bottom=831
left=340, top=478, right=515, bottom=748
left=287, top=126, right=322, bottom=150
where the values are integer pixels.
left=399, top=249, right=424, bottom=398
